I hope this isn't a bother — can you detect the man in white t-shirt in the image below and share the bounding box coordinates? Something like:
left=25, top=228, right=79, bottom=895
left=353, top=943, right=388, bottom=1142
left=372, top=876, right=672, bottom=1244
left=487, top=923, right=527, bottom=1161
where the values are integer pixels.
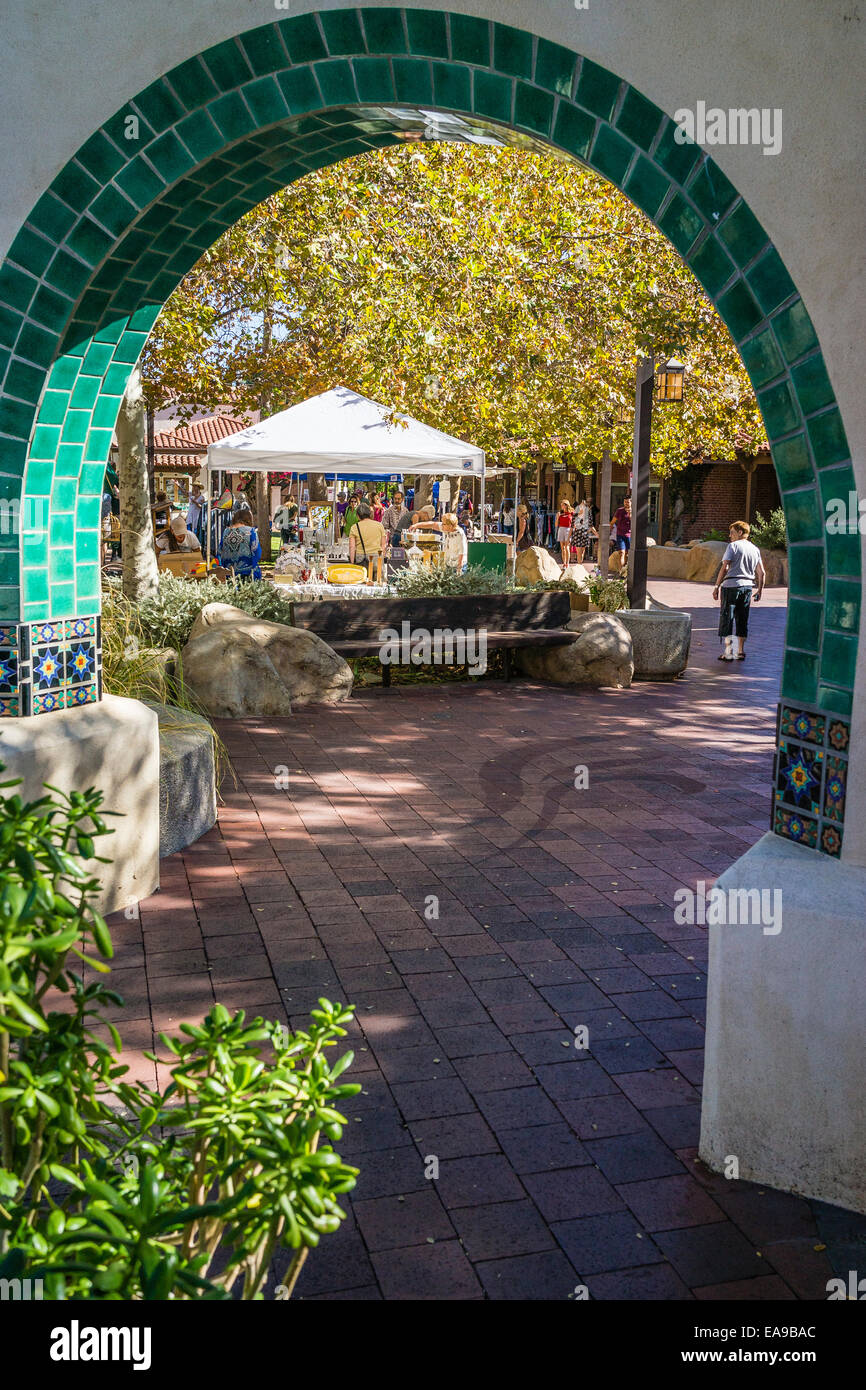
left=712, top=520, right=765, bottom=662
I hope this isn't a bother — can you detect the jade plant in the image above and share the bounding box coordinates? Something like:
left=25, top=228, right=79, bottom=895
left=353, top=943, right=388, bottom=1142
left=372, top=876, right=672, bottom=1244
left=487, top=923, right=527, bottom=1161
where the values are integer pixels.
left=0, top=768, right=359, bottom=1299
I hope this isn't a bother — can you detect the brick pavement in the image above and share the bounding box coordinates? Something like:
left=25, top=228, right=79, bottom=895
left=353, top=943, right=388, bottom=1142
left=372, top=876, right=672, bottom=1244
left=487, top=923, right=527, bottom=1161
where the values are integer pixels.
left=108, top=580, right=866, bottom=1299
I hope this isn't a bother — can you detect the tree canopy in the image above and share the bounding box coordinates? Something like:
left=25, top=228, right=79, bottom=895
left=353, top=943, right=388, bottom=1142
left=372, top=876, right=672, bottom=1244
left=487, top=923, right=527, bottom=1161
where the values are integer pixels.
left=142, top=141, right=767, bottom=477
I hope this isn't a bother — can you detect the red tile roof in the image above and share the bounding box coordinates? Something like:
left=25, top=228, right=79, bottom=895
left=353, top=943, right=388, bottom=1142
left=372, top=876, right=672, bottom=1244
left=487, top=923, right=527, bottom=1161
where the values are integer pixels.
left=153, top=415, right=249, bottom=470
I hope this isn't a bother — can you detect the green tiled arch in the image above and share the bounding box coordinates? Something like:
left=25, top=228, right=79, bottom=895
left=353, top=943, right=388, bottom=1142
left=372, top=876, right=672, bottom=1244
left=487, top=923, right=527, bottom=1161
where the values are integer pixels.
left=0, top=7, right=857, bottom=852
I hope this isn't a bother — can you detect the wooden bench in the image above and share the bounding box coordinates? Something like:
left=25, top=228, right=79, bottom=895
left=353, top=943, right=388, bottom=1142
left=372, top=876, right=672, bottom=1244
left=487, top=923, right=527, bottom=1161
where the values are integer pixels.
left=290, top=591, right=577, bottom=685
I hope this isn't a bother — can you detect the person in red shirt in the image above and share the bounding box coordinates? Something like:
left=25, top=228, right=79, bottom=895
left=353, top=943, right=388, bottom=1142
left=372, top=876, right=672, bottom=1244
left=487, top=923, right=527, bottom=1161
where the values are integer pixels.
left=556, top=500, right=574, bottom=567
left=611, top=495, right=632, bottom=572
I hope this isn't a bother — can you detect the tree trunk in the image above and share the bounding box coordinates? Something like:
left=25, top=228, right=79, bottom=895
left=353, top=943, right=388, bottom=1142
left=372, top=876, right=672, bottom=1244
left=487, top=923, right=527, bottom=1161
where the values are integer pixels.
left=414, top=475, right=434, bottom=513
left=255, top=472, right=270, bottom=556
left=117, top=366, right=160, bottom=602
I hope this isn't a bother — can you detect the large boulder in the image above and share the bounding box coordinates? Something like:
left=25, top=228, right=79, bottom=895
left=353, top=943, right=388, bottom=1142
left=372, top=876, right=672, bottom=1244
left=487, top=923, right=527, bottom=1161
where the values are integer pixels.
left=614, top=609, right=692, bottom=680
left=760, top=548, right=788, bottom=586
left=186, top=602, right=353, bottom=707
left=180, top=627, right=294, bottom=718
left=560, top=563, right=590, bottom=589
left=686, top=541, right=728, bottom=583
left=647, top=545, right=690, bottom=580
left=517, top=613, right=633, bottom=688
left=514, top=545, right=563, bottom=584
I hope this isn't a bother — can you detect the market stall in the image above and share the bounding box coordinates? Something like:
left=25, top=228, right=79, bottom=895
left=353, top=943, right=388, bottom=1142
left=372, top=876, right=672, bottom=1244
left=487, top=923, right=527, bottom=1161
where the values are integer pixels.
left=205, top=387, right=487, bottom=582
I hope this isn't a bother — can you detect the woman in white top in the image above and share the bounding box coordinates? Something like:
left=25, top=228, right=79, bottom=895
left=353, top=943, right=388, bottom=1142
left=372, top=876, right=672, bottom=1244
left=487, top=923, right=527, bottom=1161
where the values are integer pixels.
left=405, top=512, right=468, bottom=570
left=157, top=513, right=203, bottom=553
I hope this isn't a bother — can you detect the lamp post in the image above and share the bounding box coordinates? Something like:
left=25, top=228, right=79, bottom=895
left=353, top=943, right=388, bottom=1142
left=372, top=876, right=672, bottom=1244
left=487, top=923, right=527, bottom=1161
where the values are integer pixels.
left=628, top=356, right=684, bottom=608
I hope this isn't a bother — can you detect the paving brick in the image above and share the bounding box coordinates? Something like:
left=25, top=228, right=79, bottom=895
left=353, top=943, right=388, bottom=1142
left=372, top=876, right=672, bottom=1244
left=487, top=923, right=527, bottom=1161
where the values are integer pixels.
left=497, top=1123, right=591, bottom=1174
left=554, top=1212, right=665, bottom=1276
left=452, top=1199, right=555, bottom=1261
left=476, top=1250, right=580, bottom=1300
left=616, top=1175, right=727, bottom=1231
left=524, top=1167, right=625, bottom=1223
left=586, top=1131, right=687, bottom=1185
left=354, top=1188, right=455, bottom=1251
left=435, top=1155, right=526, bottom=1209
left=371, top=1240, right=483, bottom=1300
left=654, top=1222, right=768, bottom=1285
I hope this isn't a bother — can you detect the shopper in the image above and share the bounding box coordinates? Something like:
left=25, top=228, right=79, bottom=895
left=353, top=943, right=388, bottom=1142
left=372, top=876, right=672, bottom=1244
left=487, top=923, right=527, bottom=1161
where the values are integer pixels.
left=611, top=495, right=632, bottom=572
left=157, top=513, right=202, bottom=554
left=347, top=502, right=386, bottom=567
left=218, top=507, right=262, bottom=579
left=713, top=521, right=765, bottom=661
left=341, top=492, right=361, bottom=537
left=382, top=490, right=407, bottom=539
left=556, top=499, right=574, bottom=567
left=406, top=512, right=467, bottom=570
left=571, top=500, right=591, bottom=564
left=515, top=501, right=532, bottom=552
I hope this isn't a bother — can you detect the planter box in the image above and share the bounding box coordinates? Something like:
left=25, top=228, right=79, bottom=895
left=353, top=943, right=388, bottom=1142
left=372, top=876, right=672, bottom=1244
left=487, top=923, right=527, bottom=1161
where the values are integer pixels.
left=614, top=608, right=692, bottom=679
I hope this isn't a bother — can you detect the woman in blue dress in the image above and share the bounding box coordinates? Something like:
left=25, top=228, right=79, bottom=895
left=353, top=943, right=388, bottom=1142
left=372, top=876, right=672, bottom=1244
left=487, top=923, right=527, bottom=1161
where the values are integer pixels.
left=218, top=507, right=262, bottom=580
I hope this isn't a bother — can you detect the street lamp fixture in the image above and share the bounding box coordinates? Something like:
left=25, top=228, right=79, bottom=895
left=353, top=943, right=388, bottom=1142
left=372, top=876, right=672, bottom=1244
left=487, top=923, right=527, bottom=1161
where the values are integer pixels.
left=655, top=358, right=685, bottom=402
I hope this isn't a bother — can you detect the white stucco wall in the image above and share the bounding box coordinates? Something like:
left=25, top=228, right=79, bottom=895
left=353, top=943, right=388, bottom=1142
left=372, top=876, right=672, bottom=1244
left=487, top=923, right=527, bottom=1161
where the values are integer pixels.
left=3, top=0, right=866, bottom=853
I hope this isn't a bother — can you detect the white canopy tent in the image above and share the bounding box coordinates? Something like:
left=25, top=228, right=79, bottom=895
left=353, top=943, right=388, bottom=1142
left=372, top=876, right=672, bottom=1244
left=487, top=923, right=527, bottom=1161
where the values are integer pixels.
left=205, top=386, right=488, bottom=562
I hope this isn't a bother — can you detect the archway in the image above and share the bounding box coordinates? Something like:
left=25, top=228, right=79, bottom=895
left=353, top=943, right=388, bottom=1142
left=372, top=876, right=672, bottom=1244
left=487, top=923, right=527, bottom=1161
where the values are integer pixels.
left=0, top=8, right=857, bottom=866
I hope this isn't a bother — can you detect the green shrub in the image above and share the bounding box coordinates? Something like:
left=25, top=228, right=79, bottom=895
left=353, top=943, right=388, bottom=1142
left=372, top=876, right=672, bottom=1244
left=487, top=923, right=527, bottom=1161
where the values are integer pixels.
left=584, top=573, right=629, bottom=611
left=701, top=528, right=729, bottom=543
left=111, top=573, right=297, bottom=649
left=750, top=508, right=787, bottom=552
left=391, top=563, right=517, bottom=597
left=0, top=770, right=358, bottom=1300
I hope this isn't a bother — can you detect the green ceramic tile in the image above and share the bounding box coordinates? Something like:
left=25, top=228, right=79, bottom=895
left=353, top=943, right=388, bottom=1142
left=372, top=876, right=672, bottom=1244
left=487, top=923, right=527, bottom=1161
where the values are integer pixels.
left=175, top=110, right=224, bottom=165
left=534, top=39, right=575, bottom=97
left=76, top=133, right=126, bottom=187
left=406, top=10, right=448, bottom=58
left=29, top=424, right=60, bottom=460
left=81, top=341, right=115, bottom=377
left=747, top=247, right=796, bottom=315
left=28, top=192, right=77, bottom=245
left=240, top=25, right=289, bottom=77
left=784, top=488, right=822, bottom=542
left=772, top=435, right=813, bottom=492
left=450, top=13, right=490, bottom=66
left=825, top=578, right=860, bottom=634
left=786, top=598, right=821, bottom=652
left=624, top=156, right=670, bottom=217
left=787, top=544, right=823, bottom=597
left=0, top=305, right=24, bottom=353
left=320, top=9, right=365, bottom=57
left=24, top=461, right=53, bottom=495
left=739, top=327, right=784, bottom=390
left=44, top=248, right=93, bottom=301
left=83, top=428, right=113, bottom=462
left=78, top=462, right=105, bottom=494
left=55, top=443, right=83, bottom=476
left=209, top=92, right=258, bottom=143
left=201, top=38, right=252, bottom=91
left=65, top=217, right=115, bottom=269
left=61, top=407, right=91, bottom=445
left=591, top=125, right=634, bottom=186
left=6, top=360, right=48, bottom=406
left=757, top=380, right=799, bottom=439
left=685, top=235, right=735, bottom=298
left=807, top=410, right=849, bottom=468
left=0, top=553, right=17, bottom=588
left=718, top=201, right=768, bottom=268
left=686, top=160, right=738, bottom=222
left=473, top=70, right=512, bottom=124
left=52, top=478, right=77, bottom=514
left=658, top=194, right=703, bottom=256
left=772, top=299, right=818, bottom=364
left=361, top=8, right=407, bottom=54
left=433, top=62, right=471, bottom=112
left=0, top=264, right=38, bottom=314
left=49, top=581, right=75, bottom=613
left=76, top=530, right=100, bottom=564
left=242, top=75, right=290, bottom=127
left=821, top=631, right=857, bottom=687
left=8, top=227, right=55, bottom=279
left=167, top=55, right=219, bottom=109
left=818, top=463, right=856, bottom=520
left=553, top=104, right=595, bottom=160
left=278, top=66, right=323, bottom=115
left=781, top=650, right=818, bottom=705
left=47, top=356, right=81, bottom=393
left=17, top=322, right=60, bottom=369
left=817, top=683, right=852, bottom=717
left=717, top=280, right=764, bottom=340
left=653, top=120, right=702, bottom=184
left=22, top=532, right=45, bottom=566
left=102, top=362, right=133, bottom=396
left=69, top=374, right=100, bottom=411
left=89, top=185, right=136, bottom=239
left=314, top=59, right=359, bottom=106
left=576, top=58, right=620, bottom=120
left=91, top=395, right=122, bottom=429
left=135, top=80, right=184, bottom=136
left=825, top=527, right=860, bottom=579
left=514, top=83, right=554, bottom=137
left=791, top=354, right=835, bottom=416
left=493, top=23, right=534, bottom=80
left=0, top=397, right=34, bottom=439
left=392, top=57, right=434, bottom=105
left=616, top=88, right=663, bottom=152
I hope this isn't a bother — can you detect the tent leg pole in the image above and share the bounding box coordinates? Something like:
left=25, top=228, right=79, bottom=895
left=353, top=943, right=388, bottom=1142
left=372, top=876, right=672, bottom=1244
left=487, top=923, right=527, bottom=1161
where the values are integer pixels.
left=480, top=466, right=486, bottom=543
left=206, top=473, right=211, bottom=569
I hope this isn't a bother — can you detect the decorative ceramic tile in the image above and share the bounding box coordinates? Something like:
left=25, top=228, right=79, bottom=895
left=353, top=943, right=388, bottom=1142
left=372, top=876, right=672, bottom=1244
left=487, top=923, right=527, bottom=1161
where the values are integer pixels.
left=33, top=643, right=64, bottom=691
left=821, top=825, right=843, bottom=858
left=823, top=756, right=847, bottom=824
left=775, top=740, right=823, bottom=814
left=0, top=614, right=100, bottom=717
left=32, top=688, right=66, bottom=715
left=774, top=806, right=818, bottom=849
left=0, top=648, right=18, bottom=692
left=780, top=706, right=825, bottom=745
left=828, top=719, right=850, bottom=753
